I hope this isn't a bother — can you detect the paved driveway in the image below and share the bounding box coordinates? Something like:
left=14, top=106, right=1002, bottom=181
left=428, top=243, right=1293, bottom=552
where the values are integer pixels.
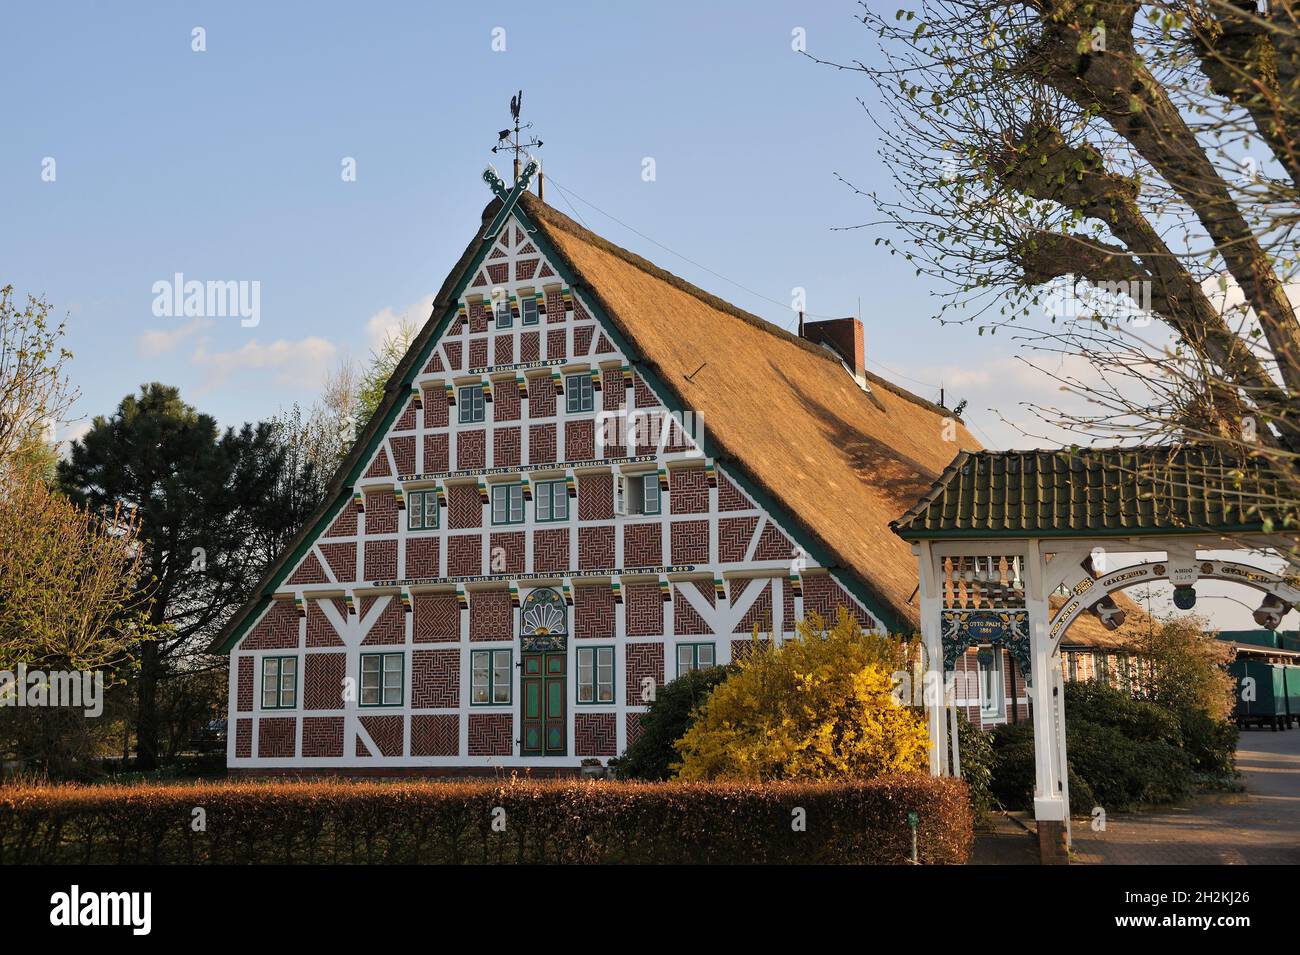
left=1071, top=728, right=1300, bottom=864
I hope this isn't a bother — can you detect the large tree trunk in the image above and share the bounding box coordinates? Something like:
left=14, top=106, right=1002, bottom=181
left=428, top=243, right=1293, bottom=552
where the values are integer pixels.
left=135, top=640, right=160, bottom=770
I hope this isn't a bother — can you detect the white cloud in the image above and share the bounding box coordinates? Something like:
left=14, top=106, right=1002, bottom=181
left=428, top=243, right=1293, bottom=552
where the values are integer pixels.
left=190, top=336, right=339, bottom=390
left=137, top=318, right=210, bottom=357
left=363, top=295, right=435, bottom=353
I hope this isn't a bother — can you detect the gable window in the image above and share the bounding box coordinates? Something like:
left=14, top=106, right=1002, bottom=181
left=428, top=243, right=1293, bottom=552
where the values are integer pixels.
left=577, top=646, right=614, bottom=704
left=360, top=652, right=404, bottom=707
left=408, top=489, right=439, bottom=530
left=261, top=656, right=297, bottom=709
left=471, top=649, right=512, bottom=704
left=676, top=642, right=715, bottom=676
left=458, top=385, right=485, bottom=424
left=616, top=473, right=661, bottom=516
left=521, top=294, right=539, bottom=325
left=978, top=648, right=1005, bottom=720
left=565, top=373, right=594, bottom=413
left=534, top=480, right=569, bottom=522
left=494, top=294, right=512, bottom=328
left=491, top=483, right=525, bottom=525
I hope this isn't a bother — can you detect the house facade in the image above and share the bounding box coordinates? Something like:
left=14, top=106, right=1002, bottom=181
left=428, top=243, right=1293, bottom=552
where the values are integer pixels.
left=212, top=169, right=1068, bottom=772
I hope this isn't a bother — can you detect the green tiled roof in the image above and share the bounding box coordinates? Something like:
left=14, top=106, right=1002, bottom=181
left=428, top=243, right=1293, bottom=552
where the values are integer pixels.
left=890, top=446, right=1285, bottom=540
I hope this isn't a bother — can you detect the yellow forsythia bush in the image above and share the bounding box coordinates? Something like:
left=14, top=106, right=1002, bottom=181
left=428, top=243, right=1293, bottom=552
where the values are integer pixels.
left=675, top=609, right=930, bottom=781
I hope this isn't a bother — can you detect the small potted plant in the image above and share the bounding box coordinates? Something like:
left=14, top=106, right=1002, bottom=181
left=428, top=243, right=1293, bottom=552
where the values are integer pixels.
left=580, top=757, right=605, bottom=779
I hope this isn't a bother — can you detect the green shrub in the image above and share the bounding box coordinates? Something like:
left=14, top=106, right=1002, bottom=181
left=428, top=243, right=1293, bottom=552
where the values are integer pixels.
left=1177, top=707, right=1238, bottom=778
left=0, top=775, right=973, bottom=864
left=612, top=666, right=731, bottom=781
left=954, top=711, right=995, bottom=820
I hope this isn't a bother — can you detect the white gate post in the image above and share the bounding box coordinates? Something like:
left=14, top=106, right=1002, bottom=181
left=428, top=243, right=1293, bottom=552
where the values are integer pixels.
left=917, top=541, right=948, bottom=776
left=1024, top=539, right=1068, bottom=863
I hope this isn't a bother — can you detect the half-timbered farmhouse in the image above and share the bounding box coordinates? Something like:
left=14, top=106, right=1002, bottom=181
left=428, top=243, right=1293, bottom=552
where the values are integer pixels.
left=213, top=164, right=1124, bottom=773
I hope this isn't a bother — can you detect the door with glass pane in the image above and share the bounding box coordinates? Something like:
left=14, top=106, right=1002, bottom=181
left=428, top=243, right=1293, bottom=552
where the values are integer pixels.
left=520, top=651, right=566, bottom=756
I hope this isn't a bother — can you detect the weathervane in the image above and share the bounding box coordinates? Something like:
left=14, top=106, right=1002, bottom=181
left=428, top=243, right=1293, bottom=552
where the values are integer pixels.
left=491, top=90, right=543, bottom=184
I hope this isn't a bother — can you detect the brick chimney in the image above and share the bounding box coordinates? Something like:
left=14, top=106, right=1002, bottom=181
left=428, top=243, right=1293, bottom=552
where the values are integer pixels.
left=801, top=317, right=865, bottom=382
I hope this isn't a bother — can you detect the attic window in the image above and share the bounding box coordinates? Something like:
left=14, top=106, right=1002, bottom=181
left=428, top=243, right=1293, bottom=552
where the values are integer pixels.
left=521, top=293, right=539, bottom=326
left=615, top=473, right=660, bottom=516
left=494, top=293, right=512, bottom=328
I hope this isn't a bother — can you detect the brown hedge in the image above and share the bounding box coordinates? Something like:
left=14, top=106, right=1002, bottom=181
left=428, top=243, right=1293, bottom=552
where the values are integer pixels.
left=0, top=773, right=971, bottom=864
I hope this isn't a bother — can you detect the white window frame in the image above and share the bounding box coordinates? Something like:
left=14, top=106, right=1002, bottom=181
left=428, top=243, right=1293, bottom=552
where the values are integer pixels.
left=491, top=483, right=525, bottom=525
left=521, top=293, right=539, bottom=326
left=978, top=648, right=1006, bottom=720
left=577, top=646, right=615, bottom=704
left=261, top=656, right=297, bottom=709
left=565, top=373, right=594, bottom=414
left=471, top=649, right=513, bottom=705
left=360, top=652, right=404, bottom=707
left=676, top=642, right=715, bottom=676
left=458, top=385, right=485, bottom=424
left=535, top=480, right=569, bottom=522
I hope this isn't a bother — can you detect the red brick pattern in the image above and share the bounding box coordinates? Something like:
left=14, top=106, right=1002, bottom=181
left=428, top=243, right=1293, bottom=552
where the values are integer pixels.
left=486, top=262, right=508, bottom=285
left=544, top=286, right=565, bottom=321
left=578, top=474, right=613, bottom=519
left=738, top=581, right=774, bottom=635
left=237, top=657, right=254, bottom=711
left=304, top=597, right=345, bottom=649
left=304, top=652, right=346, bottom=709
left=516, top=258, right=538, bottom=280
left=457, top=430, right=486, bottom=469
left=529, top=381, right=556, bottom=417
left=423, top=432, right=449, bottom=473
left=528, top=423, right=557, bottom=464
left=802, top=575, right=874, bottom=627
left=412, top=649, right=459, bottom=708
left=623, top=522, right=662, bottom=566
left=447, top=483, right=483, bottom=529
left=564, top=419, right=594, bottom=460
left=718, top=472, right=754, bottom=511
left=468, top=299, right=490, bottom=334
left=532, top=527, right=569, bottom=574
left=494, top=382, right=521, bottom=421
left=411, top=714, right=459, bottom=756
left=324, top=506, right=357, bottom=538
left=468, top=713, right=512, bottom=756
left=754, top=521, right=795, bottom=561
left=595, top=332, right=615, bottom=354
left=287, top=551, right=328, bottom=585
left=670, top=520, right=709, bottom=564
left=389, top=436, right=415, bottom=477
left=575, top=713, right=617, bottom=757
left=602, top=369, right=626, bottom=411
left=361, top=597, right=405, bottom=645
left=257, top=717, right=296, bottom=758
left=414, top=593, right=459, bottom=642
left=673, top=585, right=711, bottom=635
left=625, top=712, right=644, bottom=749
left=520, top=331, right=540, bottom=362
left=360, top=715, right=404, bottom=757
left=363, top=539, right=398, bottom=582
left=469, top=338, right=488, bottom=368
left=574, top=325, right=593, bottom=356
left=405, top=537, right=439, bottom=578
left=365, top=489, right=398, bottom=535
left=394, top=398, right=418, bottom=432
left=574, top=583, right=615, bottom=639
left=319, top=541, right=357, bottom=582
left=423, top=387, right=449, bottom=428
left=670, top=468, right=709, bottom=513
left=634, top=372, right=657, bottom=408
left=719, top=516, right=758, bottom=563
left=447, top=535, right=482, bottom=576
left=488, top=531, right=525, bottom=575
left=302, top=716, right=344, bottom=757
left=469, top=590, right=512, bottom=641
left=731, top=637, right=772, bottom=663
left=235, top=718, right=252, bottom=757
left=242, top=600, right=299, bottom=650
left=578, top=525, right=615, bottom=569
left=625, top=582, right=663, bottom=637
left=625, top=643, right=664, bottom=705
left=546, top=328, right=566, bottom=360
left=493, top=427, right=521, bottom=467
left=364, top=449, right=392, bottom=478
left=444, top=341, right=463, bottom=370
left=494, top=334, right=514, bottom=364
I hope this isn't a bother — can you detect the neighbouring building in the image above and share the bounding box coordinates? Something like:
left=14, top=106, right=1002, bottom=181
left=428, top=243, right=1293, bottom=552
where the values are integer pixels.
left=212, top=167, right=1124, bottom=773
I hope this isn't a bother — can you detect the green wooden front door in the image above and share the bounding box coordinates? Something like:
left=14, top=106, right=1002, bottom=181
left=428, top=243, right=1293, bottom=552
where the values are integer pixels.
left=521, top=651, right=566, bottom=756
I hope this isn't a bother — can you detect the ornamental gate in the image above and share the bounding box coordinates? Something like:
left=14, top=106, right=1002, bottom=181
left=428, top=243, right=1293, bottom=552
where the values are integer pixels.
left=891, top=447, right=1298, bottom=864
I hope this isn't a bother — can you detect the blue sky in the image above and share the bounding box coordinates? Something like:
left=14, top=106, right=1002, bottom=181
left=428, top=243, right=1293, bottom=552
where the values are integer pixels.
left=1, top=0, right=1287, bottom=629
